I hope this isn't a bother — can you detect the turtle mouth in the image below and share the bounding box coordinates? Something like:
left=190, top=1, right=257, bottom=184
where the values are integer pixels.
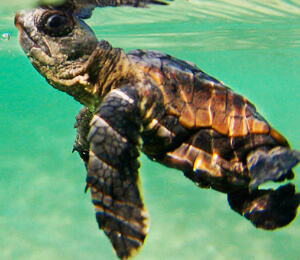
left=15, top=11, right=51, bottom=58
left=18, top=29, right=39, bottom=54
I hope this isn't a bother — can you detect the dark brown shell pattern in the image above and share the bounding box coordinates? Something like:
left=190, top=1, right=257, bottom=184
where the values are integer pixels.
left=126, top=49, right=288, bottom=192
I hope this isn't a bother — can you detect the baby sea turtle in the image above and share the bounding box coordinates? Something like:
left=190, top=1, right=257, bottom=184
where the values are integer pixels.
left=15, top=8, right=300, bottom=260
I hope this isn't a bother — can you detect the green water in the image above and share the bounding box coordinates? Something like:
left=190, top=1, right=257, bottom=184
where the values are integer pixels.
left=1, top=1, right=300, bottom=259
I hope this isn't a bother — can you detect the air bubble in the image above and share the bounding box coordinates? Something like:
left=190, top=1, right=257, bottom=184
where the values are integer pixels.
left=1, top=33, right=11, bottom=41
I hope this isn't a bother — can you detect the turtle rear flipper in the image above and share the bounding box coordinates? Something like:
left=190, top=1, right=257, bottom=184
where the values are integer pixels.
left=228, top=184, right=300, bottom=229
left=247, top=146, right=300, bottom=191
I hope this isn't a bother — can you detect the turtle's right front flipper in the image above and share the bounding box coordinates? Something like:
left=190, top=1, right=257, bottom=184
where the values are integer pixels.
left=87, top=87, right=149, bottom=259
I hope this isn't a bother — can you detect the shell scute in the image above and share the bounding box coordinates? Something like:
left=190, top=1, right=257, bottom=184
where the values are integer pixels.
left=149, top=67, right=164, bottom=85
left=195, top=108, right=212, bottom=127
left=193, top=82, right=212, bottom=110
left=212, top=112, right=229, bottom=135
left=269, top=128, right=289, bottom=147
left=179, top=103, right=197, bottom=128
left=210, top=88, right=227, bottom=113
left=228, top=117, right=249, bottom=137
left=246, top=115, right=270, bottom=135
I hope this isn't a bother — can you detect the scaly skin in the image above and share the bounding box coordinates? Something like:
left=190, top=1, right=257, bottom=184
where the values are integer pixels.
left=15, top=8, right=300, bottom=260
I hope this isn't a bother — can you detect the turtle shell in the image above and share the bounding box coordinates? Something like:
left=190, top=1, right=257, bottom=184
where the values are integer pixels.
left=127, top=49, right=290, bottom=192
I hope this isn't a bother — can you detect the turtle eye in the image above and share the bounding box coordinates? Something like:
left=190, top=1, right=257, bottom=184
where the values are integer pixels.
left=46, top=14, right=67, bottom=29
left=37, top=11, right=74, bottom=37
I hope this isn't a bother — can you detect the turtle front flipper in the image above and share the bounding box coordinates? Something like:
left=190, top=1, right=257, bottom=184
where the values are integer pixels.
left=228, top=184, right=300, bottom=230
left=43, top=0, right=170, bottom=20
left=73, top=106, right=93, bottom=166
left=87, top=87, right=149, bottom=259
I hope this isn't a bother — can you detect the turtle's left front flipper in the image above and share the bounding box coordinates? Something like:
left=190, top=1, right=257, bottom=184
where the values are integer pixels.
left=41, top=0, right=170, bottom=19
left=87, top=87, right=149, bottom=259
left=228, top=184, right=300, bottom=230
left=73, top=106, right=93, bottom=166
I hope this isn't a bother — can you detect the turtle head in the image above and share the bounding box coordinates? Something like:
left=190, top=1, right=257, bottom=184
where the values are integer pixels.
left=15, top=8, right=101, bottom=110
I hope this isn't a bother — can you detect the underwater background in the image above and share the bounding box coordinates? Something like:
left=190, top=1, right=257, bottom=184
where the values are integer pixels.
left=1, top=0, right=299, bottom=259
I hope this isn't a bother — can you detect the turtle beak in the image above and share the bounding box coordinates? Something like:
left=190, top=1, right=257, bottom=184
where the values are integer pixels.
left=14, top=9, right=52, bottom=57
left=14, top=10, right=29, bottom=45
left=15, top=11, right=34, bottom=55
left=14, top=10, right=27, bottom=30
left=14, top=12, right=21, bottom=28
left=14, top=11, right=29, bottom=52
